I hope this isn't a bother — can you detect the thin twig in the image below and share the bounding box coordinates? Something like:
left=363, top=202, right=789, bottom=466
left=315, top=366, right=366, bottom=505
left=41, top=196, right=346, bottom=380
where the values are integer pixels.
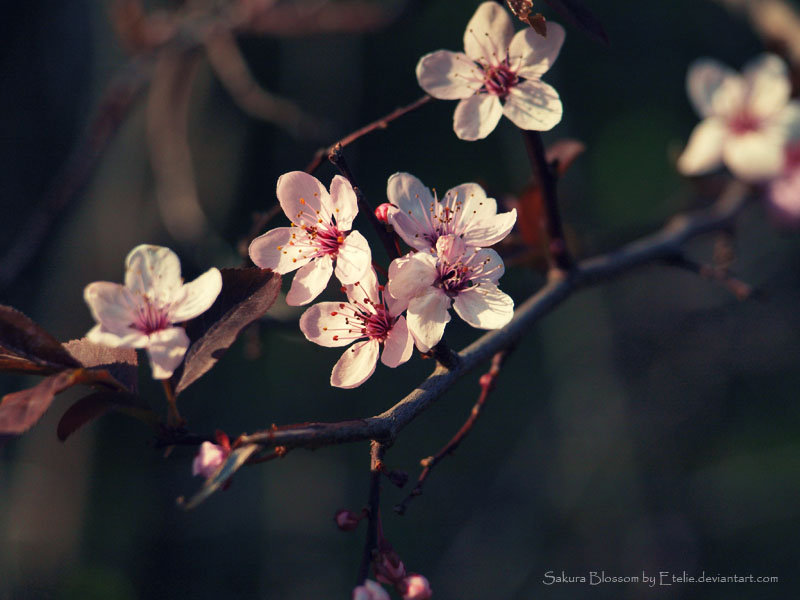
left=394, top=347, right=513, bottom=515
left=665, top=255, right=755, bottom=300
left=357, top=441, right=386, bottom=585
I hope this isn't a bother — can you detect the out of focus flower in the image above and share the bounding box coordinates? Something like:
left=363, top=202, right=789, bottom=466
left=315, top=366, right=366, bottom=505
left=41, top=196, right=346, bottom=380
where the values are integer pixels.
left=766, top=140, right=800, bottom=225
left=192, top=441, right=229, bottom=479
left=299, top=267, right=414, bottom=388
left=249, top=172, right=372, bottom=305
left=386, top=173, right=516, bottom=252
left=678, top=54, right=800, bottom=181
left=416, top=1, right=564, bottom=140
left=387, top=235, right=513, bottom=352
left=400, top=574, right=433, bottom=600
left=84, top=245, right=222, bottom=379
left=353, top=580, right=390, bottom=600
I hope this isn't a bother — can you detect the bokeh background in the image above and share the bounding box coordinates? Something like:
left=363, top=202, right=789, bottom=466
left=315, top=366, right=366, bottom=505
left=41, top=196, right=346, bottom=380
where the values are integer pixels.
left=1, top=0, right=799, bottom=598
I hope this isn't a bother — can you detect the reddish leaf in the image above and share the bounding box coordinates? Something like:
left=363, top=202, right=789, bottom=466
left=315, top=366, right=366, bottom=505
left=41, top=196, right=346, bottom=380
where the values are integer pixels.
left=546, top=138, right=586, bottom=176
left=0, top=370, right=81, bottom=435
left=63, top=338, right=139, bottom=393
left=528, top=13, right=548, bottom=36
left=0, top=305, right=81, bottom=374
left=173, top=268, right=281, bottom=395
left=57, top=392, right=116, bottom=442
left=543, top=0, right=609, bottom=45
left=507, top=1, right=548, bottom=35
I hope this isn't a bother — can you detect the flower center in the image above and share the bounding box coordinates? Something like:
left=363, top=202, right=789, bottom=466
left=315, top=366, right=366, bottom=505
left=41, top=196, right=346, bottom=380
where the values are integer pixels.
left=302, top=223, right=345, bottom=257
left=437, top=262, right=474, bottom=297
left=133, top=298, right=171, bottom=335
left=327, top=285, right=396, bottom=344
left=728, top=110, right=760, bottom=135
left=484, top=63, right=518, bottom=99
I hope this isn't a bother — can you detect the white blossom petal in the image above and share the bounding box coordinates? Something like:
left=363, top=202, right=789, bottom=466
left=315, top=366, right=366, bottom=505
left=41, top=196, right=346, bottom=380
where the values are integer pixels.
left=677, top=118, right=726, bottom=176
left=502, top=80, right=562, bottom=132
left=447, top=183, right=516, bottom=246
left=380, top=316, right=414, bottom=368
left=331, top=339, right=379, bottom=388
left=768, top=168, right=800, bottom=223
left=416, top=50, right=483, bottom=100
left=335, top=230, right=372, bottom=285
left=387, top=172, right=435, bottom=222
left=743, top=53, right=791, bottom=119
left=463, top=1, right=514, bottom=65
left=388, top=210, right=433, bottom=251
left=723, top=131, right=784, bottom=181
left=344, top=265, right=380, bottom=307
left=387, top=252, right=437, bottom=306
left=299, top=301, right=356, bottom=347
left=145, top=326, right=190, bottom=379
left=454, top=94, right=503, bottom=141
left=276, top=171, right=329, bottom=226
left=509, top=22, right=565, bottom=79
left=453, top=284, right=514, bottom=329
left=686, top=58, right=740, bottom=118
left=329, top=175, right=359, bottom=231
left=124, top=245, right=182, bottom=303
left=248, top=227, right=312, bottom=274
left=471, top=248, right=506, bottom=284
left=170, top=267, right=222, bottom=322
left=287, top=256, right=333, bottom=306
left=86, top=324, right=149, bottom=349
left=407, top=289, right=451, bottom=352
left=84, top=281, right=139, bottom=335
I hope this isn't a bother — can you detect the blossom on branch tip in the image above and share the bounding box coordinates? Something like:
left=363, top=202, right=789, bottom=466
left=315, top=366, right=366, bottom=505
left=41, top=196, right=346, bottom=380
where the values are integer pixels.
left=386, top=172, right=516, bottom=251
left=352, top=580, right=390, bottom=600
left=192, top=441, right=229, bottom=479
left=299, top=267, right=414, bottom=388
left=678, top=53, right=800, bottom=182
left=84, top=244, right=222, bottom=379
left=400, top=574, right=433, bottom=600
left=387, top=235, right=514, bottom=352
left=416, top=1, right=564, bottom=140
left=248, top=171, right=372, bottom=305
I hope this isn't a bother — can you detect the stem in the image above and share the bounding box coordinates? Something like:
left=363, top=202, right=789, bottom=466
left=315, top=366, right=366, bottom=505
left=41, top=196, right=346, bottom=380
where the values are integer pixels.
left=162, top=380, right=184, bottom=427
left=522, top=130, right=573, bottom=275
left=357, top=441, right=386, bottom=585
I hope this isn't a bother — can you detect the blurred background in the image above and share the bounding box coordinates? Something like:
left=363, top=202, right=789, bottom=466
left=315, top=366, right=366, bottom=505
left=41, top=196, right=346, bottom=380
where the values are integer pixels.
left=1, top=0, right=799, bottom=598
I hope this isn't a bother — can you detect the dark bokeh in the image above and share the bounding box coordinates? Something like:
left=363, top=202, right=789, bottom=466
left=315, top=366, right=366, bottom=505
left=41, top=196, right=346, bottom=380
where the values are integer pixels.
left=1, top=1, right=799, bottom=598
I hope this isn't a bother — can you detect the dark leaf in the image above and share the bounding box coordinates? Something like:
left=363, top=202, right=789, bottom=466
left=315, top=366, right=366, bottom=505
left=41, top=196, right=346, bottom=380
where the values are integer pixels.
left=178, top=444, right=260, bottom=509
left=173, top=268, right=281, bottom=395
left=64, top=338, right=138, bottom=393
left=543, top=0, right=609, bottom=45
left=0, top=305, right=81, bottom=374
left=507, top=1, right=547, bottom=35
left=528, top=13, right=548, bottom=36
left=57, top=392, right=115, bottom=442
left=0, top=370, right=81, bottom=435
left=546, top=138, right=586, bottom=176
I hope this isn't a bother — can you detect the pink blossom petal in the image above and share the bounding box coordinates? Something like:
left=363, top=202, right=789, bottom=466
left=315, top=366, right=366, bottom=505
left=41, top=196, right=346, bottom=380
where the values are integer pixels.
left=509, top=22, right=565, bottom=79
left=416, top=50, right=483, bottom=100
left=387, top=252, right=438, bottom=307
left=389, top=210, right=433, bottom=251
left=192, top=441, right=227, bottom=478
left=743, top=53, right=790, bottom=119
left=463, top=1, right=514, bottom=65
left=335, top=230, right=372, bottom=285
left=248, top=227, right=313, bottom=274
left=407, top=289, right=452, bottom=352
left=276, top=171, right=329, bottom=227
left=768, top=169, right=800, bottom=224
left=401, top=574, right=433, bottom=600
left=353, top=581, right=390, bottom=600
left=723, top=130, right=784, bottom=181
left=447, top=182, right=516, bottom=246
left=286, top=256, right=333, bottom=306
left=502, top=80, right=562, bottom=132
left=145, top=326, right=190, bottom=379
left=677, top=118, right=726, bottom=176
left=299, top=302, right=355, bottom=347
left=435, top=234, right=466, bottom=264
left=169, top=267, right=222, bottom=322
left=86, top=324, right=149, bottom=349
left=387, top=172, right=435, bottom=222
left=84, top=281, right=140, bottom=335
left=453, top=94, right=503, bottom=141
left=453, top=284, right=514, bottom=329
left=471, top=248, right=506, bottom=284
left=686, top=58, right=739, bottom=118
left=380, top=316, right=414, bottom=368
left=344, top=265, right=380, bottom=307
left=331, top=339, right=379, bottom=388
left=124, top=245, right=182, bottom=303
left=329, top=175, right=359, bottom=231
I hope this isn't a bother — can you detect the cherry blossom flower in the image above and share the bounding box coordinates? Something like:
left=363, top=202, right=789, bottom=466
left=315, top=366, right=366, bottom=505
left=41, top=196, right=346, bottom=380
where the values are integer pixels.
left=766, top=139, right=800, bottom=225
left=352, top=580, right=390, bottom=600
left=248, top=171, right=372, bottom=305
left=416, top=1, right=564, bottom=140
left=192, top=441, right=229, bottom=479
left=386, top=172, right=516, bottom=251
left=299, top=267, right=414, bottom=389
left=387, top=235, right=513, bottom=352
left=400, top=574, right=433, bottom=600
left=84, top=244, right=222, bottom=380
left=678, top=53, right=800, bottom=182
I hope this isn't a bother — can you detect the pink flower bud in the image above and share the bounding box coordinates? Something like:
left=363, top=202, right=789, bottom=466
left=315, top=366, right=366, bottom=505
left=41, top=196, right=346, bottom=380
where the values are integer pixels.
left=400, top=574, right=432, bottom=600
left=352, top=580, right=390, bottom=600
left=334, top=509, right=363, bottom=531
left=375, top=203, right=393, bottom=224
left=192, top=441, right=228, bottom=478
left=375, top=550, right=406, bottom=585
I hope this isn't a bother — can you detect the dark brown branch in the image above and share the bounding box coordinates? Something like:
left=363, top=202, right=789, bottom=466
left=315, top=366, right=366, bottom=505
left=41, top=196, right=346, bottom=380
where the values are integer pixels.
left=394, top=348, right=512, bottom=515
left=305, top=96, right=432, bottom=174
left=522, top=130, right=573, bottom=274
left=236, top=181, right=750, bottom=452
left=664, top=255, right=755, bottom=301
left=357, top=441, right=387, bottom=585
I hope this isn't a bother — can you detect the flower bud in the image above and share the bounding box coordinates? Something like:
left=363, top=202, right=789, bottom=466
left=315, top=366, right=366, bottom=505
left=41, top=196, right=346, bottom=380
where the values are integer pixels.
left=400, top=574, right=432, bottom=600
left=353, top=580, right=390, bottom=600
left=192, top=441, right=228, bottom=478
left=375, top=203, right=393, bottom=224
left=334, top=509, right=363, bottom=531
left=375, top=549, right=406, bottom=585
